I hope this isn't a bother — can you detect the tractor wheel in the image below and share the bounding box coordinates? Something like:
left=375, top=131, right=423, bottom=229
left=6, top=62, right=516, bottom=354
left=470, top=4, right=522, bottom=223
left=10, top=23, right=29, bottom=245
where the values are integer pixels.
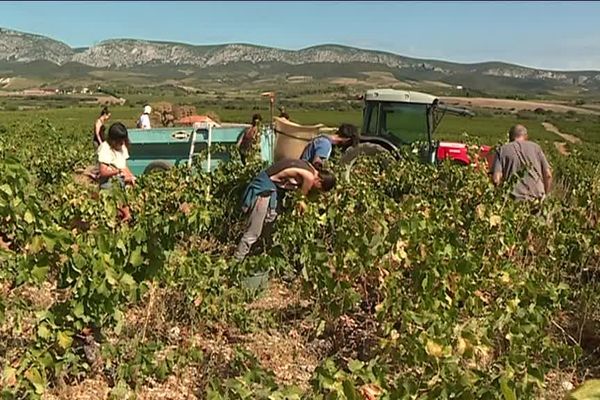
left=143, top=160, right=173, bottom=175
left=340, top=143, right=392, bottom=182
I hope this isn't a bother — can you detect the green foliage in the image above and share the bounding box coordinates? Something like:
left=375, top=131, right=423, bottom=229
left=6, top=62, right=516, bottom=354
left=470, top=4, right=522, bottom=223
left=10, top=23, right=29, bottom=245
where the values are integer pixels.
left=568, top=380, right=600, bottom=400
left=206, top=348, right=303, bottom=399
left=1, top=112, right=599, bottom=398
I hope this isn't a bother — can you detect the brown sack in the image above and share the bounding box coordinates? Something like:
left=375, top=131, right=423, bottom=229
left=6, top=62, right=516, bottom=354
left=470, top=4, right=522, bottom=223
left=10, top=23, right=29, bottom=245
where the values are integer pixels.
left=273, top=117, right=323, bottom=162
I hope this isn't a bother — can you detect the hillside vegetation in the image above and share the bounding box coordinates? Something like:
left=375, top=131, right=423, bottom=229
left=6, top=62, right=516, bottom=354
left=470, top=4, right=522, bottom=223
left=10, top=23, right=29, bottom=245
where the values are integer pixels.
left=1, top=27, right=600, bottom=97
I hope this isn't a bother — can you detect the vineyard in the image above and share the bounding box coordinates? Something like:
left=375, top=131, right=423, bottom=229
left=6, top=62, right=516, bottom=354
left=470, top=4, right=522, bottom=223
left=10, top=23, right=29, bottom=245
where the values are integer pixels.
left=1, top=109, right=600, bottom=399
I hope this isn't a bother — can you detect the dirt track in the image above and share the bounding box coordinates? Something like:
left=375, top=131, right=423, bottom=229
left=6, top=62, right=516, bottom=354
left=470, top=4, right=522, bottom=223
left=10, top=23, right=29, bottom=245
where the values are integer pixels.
left=542, top=122, right=581, bottom=144
left=441, top=96, right=600, bottom=115
left=542, top=122, right=581, bottom=156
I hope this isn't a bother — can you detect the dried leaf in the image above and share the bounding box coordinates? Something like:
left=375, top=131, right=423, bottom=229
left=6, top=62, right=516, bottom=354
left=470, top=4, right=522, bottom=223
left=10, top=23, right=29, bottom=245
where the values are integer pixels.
left=489, top=215, right=501, bottom=227
left=474, top=290, right=490, bottom=304
left=426, top=339, right=444, bottom=358
left=360, top=383, right=383, bottom=400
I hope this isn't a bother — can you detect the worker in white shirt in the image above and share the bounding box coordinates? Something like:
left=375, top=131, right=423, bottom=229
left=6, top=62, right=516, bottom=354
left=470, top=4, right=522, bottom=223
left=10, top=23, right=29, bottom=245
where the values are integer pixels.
left=97, top=122, right=136, bottom=222
left=137, top=105, right=152, bottom=129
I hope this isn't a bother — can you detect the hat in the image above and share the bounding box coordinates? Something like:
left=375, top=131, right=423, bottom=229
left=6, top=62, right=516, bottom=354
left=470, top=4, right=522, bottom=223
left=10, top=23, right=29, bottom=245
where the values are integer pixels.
left=143, top=105, right=152, bottom=114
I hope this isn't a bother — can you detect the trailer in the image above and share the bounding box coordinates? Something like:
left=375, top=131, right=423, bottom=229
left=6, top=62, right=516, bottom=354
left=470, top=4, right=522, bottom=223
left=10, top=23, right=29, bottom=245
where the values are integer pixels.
left=126, top=123, right=275, bottom=176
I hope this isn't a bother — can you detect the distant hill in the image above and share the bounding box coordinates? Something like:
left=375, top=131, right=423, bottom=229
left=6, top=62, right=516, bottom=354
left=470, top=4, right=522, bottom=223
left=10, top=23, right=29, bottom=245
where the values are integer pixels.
left=1, top=27, right=599, bottom=95
left=0, top=28, right=73, bottom=64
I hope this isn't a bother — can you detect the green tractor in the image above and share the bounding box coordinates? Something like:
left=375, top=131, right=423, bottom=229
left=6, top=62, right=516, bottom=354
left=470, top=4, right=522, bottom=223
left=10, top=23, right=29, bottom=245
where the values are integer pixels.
left=340, top=89, right=492, bottom=178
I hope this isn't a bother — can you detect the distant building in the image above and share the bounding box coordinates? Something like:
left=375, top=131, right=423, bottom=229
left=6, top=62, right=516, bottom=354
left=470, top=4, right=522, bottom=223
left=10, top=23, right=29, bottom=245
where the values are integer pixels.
left=456, top=85, right=464, bottom=90
left=23, top=89, right=46, bottom=96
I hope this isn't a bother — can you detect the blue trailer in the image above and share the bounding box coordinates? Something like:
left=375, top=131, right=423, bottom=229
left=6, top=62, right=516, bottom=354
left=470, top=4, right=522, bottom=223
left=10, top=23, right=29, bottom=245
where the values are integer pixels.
left=126, top=124, right=275, bottom=176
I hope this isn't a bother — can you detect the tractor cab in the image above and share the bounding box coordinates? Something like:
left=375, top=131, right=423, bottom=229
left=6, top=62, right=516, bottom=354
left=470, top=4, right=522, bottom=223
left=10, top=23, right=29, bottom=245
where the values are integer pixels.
left=362, top=89, right=441, bottom=163
left=341, top=89, right=492, bottom=178
left=363, top=89, right=440, bottom=142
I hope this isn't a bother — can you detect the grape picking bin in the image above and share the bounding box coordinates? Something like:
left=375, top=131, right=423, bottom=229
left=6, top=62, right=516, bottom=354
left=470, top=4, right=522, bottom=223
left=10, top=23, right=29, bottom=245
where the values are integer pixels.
left=125, top=124, right=275, bottom=176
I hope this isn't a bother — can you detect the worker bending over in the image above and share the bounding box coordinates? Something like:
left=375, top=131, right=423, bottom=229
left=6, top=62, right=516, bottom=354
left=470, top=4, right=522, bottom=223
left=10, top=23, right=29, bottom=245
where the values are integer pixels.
left=301, top=123, right=359, bottom=168
left=234, top=159, right=336, bottom=261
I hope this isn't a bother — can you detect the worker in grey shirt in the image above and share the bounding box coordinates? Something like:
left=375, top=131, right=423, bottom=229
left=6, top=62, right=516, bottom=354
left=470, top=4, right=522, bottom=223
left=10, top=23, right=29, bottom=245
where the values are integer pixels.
left=491, top=124, right=552, bottom=201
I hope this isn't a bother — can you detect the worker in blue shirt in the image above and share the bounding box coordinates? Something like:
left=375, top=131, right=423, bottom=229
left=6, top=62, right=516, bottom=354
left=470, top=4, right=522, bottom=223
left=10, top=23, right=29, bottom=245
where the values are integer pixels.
left=300, top=123, right=359, bottom=168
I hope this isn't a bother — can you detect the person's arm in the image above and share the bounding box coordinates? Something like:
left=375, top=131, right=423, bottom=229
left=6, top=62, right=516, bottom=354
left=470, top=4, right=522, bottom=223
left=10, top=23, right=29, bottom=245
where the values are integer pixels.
left=119, top=147, right=135, bottom=184
left=311, top=157, right=324, bottom=169
left=273, top=167, right=315, bottom=196
left=543, top=170, right=552, bottom=194
left=297, top=169, right=316, bottom=196
left=99, top=163, right=135, bottom=185
left=491, top=150, right=503, bottom=186
left=311, top=138, right=332, bottom=168
left=94, top=120, right=103, bottom=143
left=237, top=127, right=253, bottom=147
left=98, top=163, right=121, bottom=178
left=539, top=150, right=552, bottom=193
left=121, top=167, right=136, bottom=184
left=492, top=171, right=503, bottom=186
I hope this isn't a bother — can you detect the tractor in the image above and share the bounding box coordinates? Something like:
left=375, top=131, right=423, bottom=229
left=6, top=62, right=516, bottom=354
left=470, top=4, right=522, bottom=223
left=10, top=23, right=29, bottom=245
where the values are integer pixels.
left=340, top=89, right=493, bottom=178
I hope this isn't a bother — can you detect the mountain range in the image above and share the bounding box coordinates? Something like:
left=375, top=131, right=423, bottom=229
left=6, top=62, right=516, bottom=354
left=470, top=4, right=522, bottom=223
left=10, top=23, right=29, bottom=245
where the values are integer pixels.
left=1, top=27, right=599, bottom=95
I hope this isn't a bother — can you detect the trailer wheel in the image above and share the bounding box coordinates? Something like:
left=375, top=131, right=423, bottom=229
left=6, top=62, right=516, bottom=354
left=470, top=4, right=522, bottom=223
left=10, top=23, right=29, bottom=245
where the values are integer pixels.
left=143, top=160, right=173, bottom=175
left=340, top=143, right=392, bottom=182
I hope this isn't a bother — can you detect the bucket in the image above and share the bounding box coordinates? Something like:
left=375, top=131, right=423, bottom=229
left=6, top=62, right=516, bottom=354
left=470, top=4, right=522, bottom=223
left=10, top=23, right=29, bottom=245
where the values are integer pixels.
left=241, top=271, right=269, bottom=292
left=273, top=117, right=323, bottom=162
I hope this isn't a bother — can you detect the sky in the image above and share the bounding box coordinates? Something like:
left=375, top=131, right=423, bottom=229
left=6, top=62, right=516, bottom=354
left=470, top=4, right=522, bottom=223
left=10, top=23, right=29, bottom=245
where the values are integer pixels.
left=0, top=1, right=599, bottom=71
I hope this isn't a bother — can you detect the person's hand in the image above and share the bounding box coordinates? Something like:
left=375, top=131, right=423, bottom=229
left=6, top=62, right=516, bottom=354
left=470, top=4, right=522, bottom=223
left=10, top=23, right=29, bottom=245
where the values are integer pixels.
left=118, top=206, right=132, bottom=222
left=121, top=169, right=135, bottom=184
left=128, top=173, right=137, bottom=184
left=123, top=175, right=135, bottom=185
left=313, top=160, right=324, bottom=170
left=296, top=200, right=307, bottom=215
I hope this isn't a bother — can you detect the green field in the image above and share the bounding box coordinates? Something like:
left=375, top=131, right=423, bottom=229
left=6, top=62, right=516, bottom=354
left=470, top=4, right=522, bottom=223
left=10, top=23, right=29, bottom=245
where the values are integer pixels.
left=0, top=104, right=565, bottom=143
left=1, top=103, right=600, bottom=399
